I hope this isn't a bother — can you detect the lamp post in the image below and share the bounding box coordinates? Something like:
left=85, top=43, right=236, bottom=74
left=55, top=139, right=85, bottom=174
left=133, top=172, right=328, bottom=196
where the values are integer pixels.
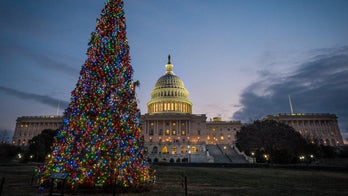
left=188, top=145, right=191, bottom=163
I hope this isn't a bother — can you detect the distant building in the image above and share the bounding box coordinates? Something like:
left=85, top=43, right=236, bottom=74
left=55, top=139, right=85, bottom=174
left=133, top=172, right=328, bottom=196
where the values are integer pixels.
left=12, top=116, right=63, bottom=146
left=265, top=113, right=344, bottom=146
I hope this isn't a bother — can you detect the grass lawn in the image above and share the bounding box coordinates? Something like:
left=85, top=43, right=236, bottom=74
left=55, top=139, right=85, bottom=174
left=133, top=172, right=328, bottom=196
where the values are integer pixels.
left=0, top=164, right=347, bottom=195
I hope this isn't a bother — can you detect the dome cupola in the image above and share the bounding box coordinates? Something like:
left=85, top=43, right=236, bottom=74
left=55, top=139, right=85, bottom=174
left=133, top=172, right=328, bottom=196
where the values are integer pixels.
left=147, top=55, right=192, bottom=114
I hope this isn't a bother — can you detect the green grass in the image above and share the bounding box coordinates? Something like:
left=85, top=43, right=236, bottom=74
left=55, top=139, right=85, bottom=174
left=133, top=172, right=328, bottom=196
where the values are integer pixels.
left=152, top=166, right=348, bottom=196
left=0, top=165, right=347, bottom=195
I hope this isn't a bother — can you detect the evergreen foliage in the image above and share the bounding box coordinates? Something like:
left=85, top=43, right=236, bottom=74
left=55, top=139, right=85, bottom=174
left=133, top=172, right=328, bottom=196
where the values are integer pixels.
left=39, top=0, right=154, bottom=190
left=236, top=120, right=315, bottom=163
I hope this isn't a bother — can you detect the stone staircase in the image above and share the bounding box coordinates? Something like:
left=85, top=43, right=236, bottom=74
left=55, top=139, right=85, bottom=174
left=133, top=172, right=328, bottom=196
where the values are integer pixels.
left=206, top=145, right=231, bottom=163
left=206, top=144, right=248, bottom=163
left=217, top=144, right=249, bottom=163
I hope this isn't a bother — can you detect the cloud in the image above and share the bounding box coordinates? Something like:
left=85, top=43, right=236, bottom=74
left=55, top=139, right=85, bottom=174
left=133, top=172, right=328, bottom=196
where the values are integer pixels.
left=0, top=86, right=69, bottom=109
left=233, top=46, right=348, bottom=132
left=0, top=40, right=79, bottom=77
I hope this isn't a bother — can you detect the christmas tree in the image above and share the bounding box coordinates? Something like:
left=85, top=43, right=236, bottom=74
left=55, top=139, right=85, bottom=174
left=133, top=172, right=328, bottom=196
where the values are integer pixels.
left=39, top=0, right=154, bottom=189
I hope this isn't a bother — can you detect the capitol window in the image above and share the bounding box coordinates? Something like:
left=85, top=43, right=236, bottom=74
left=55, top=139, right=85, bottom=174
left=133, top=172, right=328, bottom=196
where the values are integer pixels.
left=172, top=130, right=177, bottom=135
left=162, top=146, right=168, bottom=154
left=181, top=130, right=186, bottom=136
left=165, top=129, right=170, bottom=135
left=171, top=147, right=177, bottom=154
left=191, top=146, right=197, bottom=153
left=181, top=146, right=187, bottom=153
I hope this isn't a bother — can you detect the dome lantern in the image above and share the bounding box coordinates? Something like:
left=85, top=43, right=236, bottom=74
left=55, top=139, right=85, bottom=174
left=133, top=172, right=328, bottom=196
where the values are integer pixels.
left=165, top=54, right=174, bottom=74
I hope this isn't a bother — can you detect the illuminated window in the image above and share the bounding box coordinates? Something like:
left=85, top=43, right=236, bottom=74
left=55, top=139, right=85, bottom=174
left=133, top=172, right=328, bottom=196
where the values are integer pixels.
left=165, top=129, right=170, bottom=135
left=172, top=130, right=177, bottom=135
left=191, top=146, right=197, bottom=153
left=220, top=136, right=224, bottom=140
left=162, top=146, right=168, bottom=154
left=150, top=122, right=154, bottom=126
left=181, top=146, right=187, bottom=153
left=181, top=130, right=186, bottom=136
left=171, top=147, right=177, bottom=154
left=227, top=134, right=231, bottom=139
left=172, top=122, right=176, bottom=126
left=207, top=136, right=210, bottom=140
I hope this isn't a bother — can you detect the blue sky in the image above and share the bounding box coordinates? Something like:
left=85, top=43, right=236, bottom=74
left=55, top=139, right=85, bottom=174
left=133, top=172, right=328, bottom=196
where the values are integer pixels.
left=0, top=0, right=348, bottom=141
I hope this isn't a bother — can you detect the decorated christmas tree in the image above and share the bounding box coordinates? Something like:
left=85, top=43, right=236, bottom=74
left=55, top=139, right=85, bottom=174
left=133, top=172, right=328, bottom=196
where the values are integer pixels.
left=39, top=0, right=154, bottom=190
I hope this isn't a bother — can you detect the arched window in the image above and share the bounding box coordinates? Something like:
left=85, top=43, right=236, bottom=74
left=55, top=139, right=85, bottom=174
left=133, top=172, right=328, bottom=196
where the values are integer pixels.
left=153, top=146, right=158, bottom=153
left=181, top=146, right=187, bottom=153
left=191, top=146, right=197, bottom=153
left=162, top=146, right=169, bottom=154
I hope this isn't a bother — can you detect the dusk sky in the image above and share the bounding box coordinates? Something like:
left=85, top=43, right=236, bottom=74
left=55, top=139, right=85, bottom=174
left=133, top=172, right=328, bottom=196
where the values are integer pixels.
left=0, top=0, right=348, bottom=141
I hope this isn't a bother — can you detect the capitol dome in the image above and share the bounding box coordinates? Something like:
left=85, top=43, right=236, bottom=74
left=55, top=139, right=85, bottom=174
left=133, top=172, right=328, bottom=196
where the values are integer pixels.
left=147, top=55, right=192, bottom=114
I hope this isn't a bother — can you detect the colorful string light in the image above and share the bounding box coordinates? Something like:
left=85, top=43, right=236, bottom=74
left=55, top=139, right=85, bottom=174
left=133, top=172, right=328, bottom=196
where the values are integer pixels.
left=39, top=0, right=154, bottom=189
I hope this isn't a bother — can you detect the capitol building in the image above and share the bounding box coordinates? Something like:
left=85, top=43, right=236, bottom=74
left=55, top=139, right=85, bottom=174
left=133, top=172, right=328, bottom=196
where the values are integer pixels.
left=12, top=56, right=344, bottom=163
